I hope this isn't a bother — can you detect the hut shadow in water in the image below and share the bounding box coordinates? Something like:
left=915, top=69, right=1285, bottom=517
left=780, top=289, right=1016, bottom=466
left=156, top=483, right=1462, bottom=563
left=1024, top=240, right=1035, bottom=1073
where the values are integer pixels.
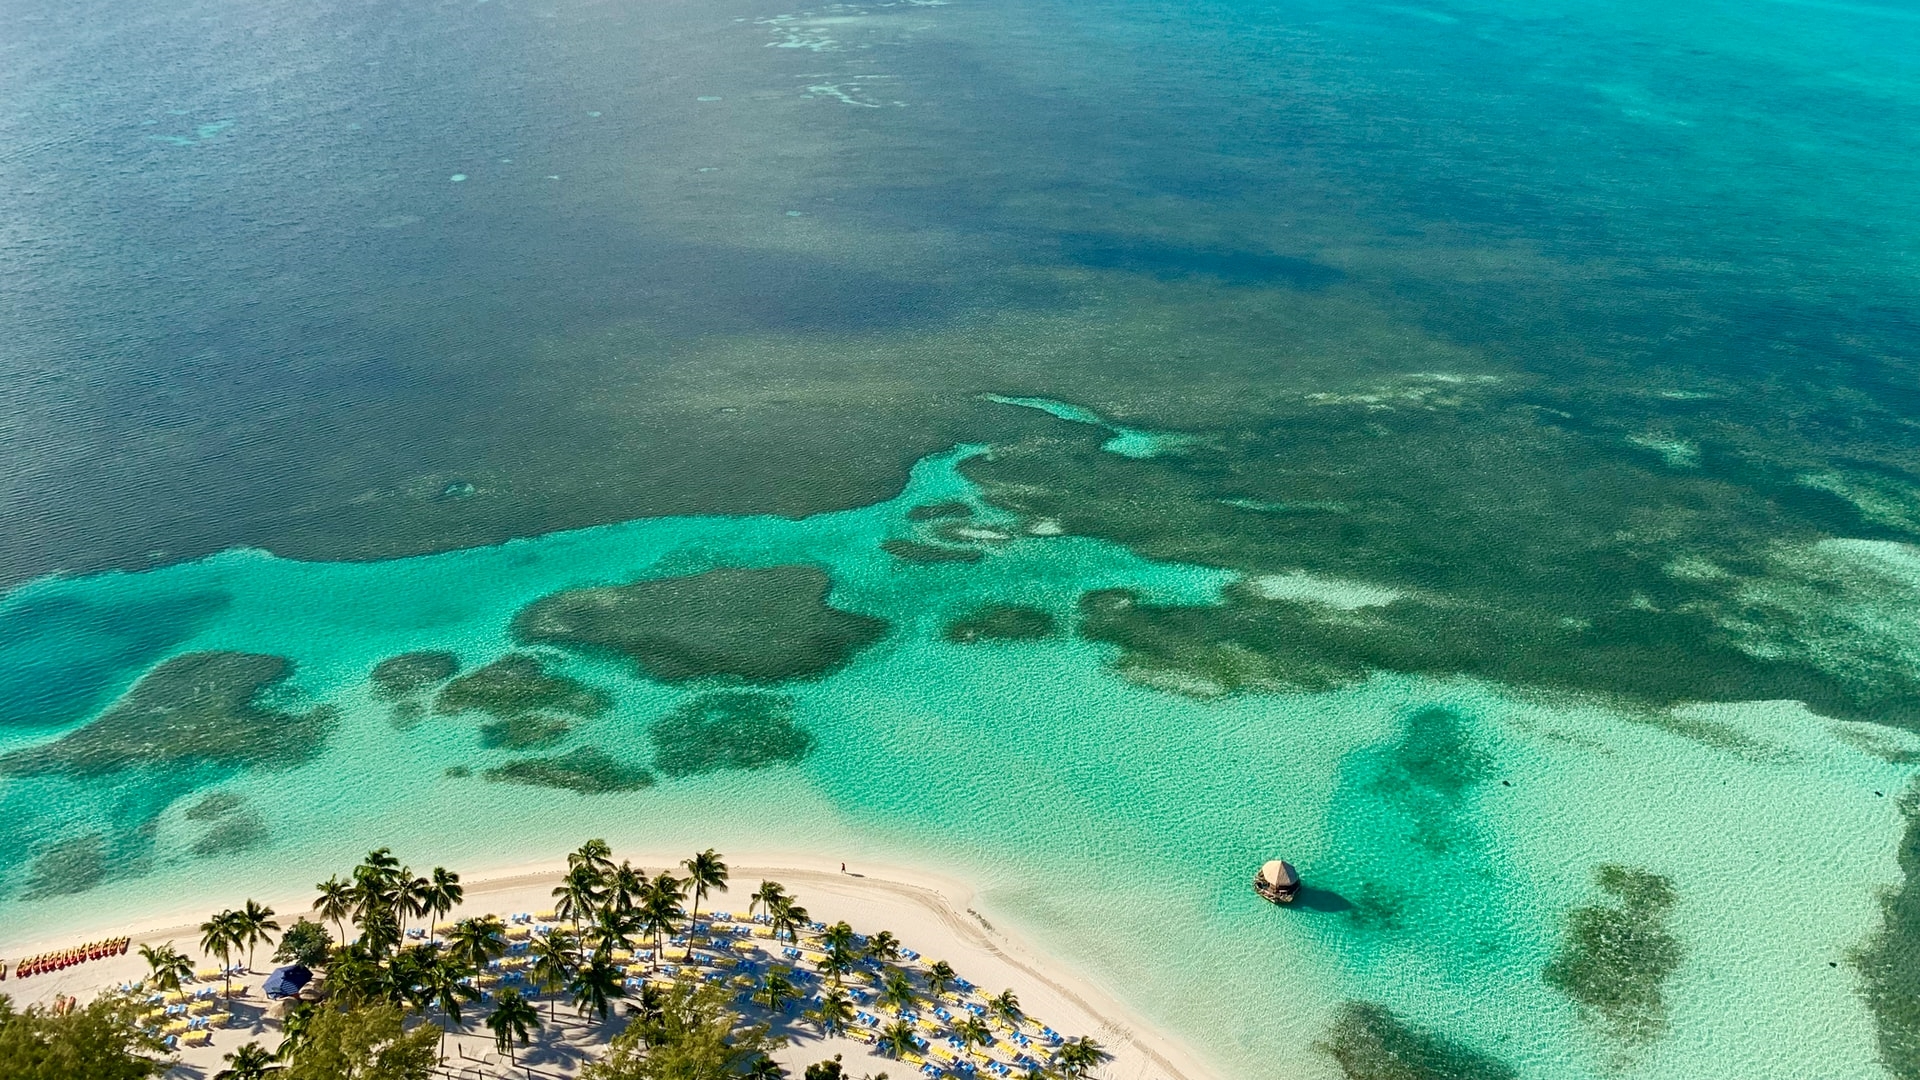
left=1288, top=886, right=1356, bottom=914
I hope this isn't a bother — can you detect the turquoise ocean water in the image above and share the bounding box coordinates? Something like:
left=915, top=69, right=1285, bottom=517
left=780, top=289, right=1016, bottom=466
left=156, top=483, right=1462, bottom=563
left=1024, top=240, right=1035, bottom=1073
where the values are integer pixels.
left=4, top=0, right=1920, bottom=1076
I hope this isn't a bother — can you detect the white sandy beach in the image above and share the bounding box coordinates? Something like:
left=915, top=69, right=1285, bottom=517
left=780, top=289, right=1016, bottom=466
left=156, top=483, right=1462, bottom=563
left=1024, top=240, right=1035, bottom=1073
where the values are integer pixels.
left=0, top=850, right=1219, bottom=1080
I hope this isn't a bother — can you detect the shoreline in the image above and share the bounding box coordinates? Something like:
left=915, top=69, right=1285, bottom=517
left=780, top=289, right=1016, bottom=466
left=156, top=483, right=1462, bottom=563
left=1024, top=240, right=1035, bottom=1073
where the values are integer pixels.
left=1, top=849, right=1219, bottom=1080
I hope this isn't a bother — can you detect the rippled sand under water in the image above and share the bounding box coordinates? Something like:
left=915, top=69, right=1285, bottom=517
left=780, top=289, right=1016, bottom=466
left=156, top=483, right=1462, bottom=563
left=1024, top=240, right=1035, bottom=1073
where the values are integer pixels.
left=0, top=446, right=1912, bottom=1080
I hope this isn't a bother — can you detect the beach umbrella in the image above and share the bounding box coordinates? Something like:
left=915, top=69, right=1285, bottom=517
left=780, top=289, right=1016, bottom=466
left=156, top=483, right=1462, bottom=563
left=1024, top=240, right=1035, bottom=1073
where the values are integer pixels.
left=263, top=964, right=313, bottom=999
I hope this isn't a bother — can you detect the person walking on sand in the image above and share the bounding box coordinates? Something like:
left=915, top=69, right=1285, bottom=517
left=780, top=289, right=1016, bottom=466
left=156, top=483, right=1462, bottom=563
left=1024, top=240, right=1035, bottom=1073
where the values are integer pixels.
left=841, top=862, right=846, bottom=873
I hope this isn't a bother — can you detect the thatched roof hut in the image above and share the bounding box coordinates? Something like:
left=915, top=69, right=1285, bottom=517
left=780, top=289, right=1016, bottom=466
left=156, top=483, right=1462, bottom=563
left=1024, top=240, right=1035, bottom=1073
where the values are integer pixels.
left=1255, top=859, right=1300, bottom=903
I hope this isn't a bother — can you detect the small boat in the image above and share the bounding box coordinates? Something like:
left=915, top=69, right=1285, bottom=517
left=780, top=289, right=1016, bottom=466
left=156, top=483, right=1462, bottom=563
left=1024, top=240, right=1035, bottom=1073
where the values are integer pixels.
left=1254, top=859, right=1300, bottom=904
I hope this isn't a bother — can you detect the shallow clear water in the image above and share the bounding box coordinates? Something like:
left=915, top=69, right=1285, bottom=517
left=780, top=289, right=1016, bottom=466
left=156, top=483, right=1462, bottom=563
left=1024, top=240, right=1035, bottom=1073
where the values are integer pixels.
left=3, top=0, right=1919, bottom=1076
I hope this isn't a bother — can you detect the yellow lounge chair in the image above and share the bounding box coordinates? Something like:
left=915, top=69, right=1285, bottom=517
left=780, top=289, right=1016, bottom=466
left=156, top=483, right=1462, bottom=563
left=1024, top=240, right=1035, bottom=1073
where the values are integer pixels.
left=184, top=1030, right=213, bottom=1047
left=535, top=910, right=558, bottom=921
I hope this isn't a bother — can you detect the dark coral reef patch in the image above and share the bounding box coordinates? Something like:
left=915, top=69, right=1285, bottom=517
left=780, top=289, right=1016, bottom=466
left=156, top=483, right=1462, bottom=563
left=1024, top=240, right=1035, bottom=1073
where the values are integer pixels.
left=972, top=410, right=1920, bottom=726
left=1543, top=864, right=1684, bottom=1050
left=433, top=653, right=610, bottom=721
left=192, top=813, right=270, bottom=857
left=648, top=692, right=813, bottom=777
left=0, top=589, right=231, bottom=732
left=370, top=650, right=461, bottom=701
left=19, top=833, right=114, bottom=900
left=1370, top=706, right=1491, bottom=855
left=1321, top=1000, right=1517, bottom=1080
left=483, top=747, right=652, bottom=794
left=513, top=565, right=887, bottom=682
left=1854, top=780, right=1920, bottom=1080
left=0, top=651, right=334, bottom=777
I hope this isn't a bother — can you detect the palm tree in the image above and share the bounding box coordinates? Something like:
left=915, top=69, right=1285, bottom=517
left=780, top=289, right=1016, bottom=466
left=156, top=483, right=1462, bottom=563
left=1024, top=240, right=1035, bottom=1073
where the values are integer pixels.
left=957, top=1016, right=993, bottom=1056
left=989, top=989, right=1023, bottom=1030
left=768, top=896, right=808, bottom=945
left=317, top=945, right=388, bottom=1008
left=529, top=930, right=579, bottom=1023
left=808, top=987, right=854, bottom=1037
left=865, top=930, right=901, bottom=966
left=359, top=846, right=402, bottom=877
left=139, top=942, right=192, bottom=993
left=447, top=915, right=509, bottom=971
left=588, top=905, right=639, bottom=961
left=394, top=869, right=432, bottom=939
left=757, top=969, right=797, bottom=1014
left=632, top=982, right=667, bottom=1029
left=744, top=1056, right=786, bottom=1080
left=819, top=943, right=857, bottom=988
left=200, top=909, right=245, bottom=997
left=214, top=1041, right=279, bottom=1080
left=569, top=952, right=625, bottom=1024
left=749, top=880, right=788, bottom=920
left=877, top=1018, right=919, bottom=1058
left=640, top=873, right=685, bottom=968
left=236, top=900, right=280, bottom=971
left=1056, top=1036, right=1109, bottom=1077
left=820, top=921, right=856, bottom=956
left=275, top=1004, right=316, bottom=1062
left=359, top=904, right=401, bottom=958
left=423, top=952, right=480, bottom=1058
left=313, top=877, right=354, bottom=941
left=388, top=944, right=438, bottom=1015
left=608, top=861, right=648, bottom=915
left=422, top=867, right=463, bottom=931
left=553, top=863, right=606, bottom=940
left=569, top=838, right=616, bottom=878
left=926, top=960, right=956, bottom=1001
left=485, top=987, right=540, bottom=1063
left=680, top=849, right=729, bottom=958
left=879, top=969, right=917, bottom=1017
left=352, top=848, right=403, bottom=923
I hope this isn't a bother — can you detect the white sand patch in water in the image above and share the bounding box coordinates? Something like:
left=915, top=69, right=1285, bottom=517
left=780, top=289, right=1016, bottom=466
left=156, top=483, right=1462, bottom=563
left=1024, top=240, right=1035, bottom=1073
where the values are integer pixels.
left=1626, top=433, right=1700, bottom=468
left=1246, top=571, right=1404, bottom=610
